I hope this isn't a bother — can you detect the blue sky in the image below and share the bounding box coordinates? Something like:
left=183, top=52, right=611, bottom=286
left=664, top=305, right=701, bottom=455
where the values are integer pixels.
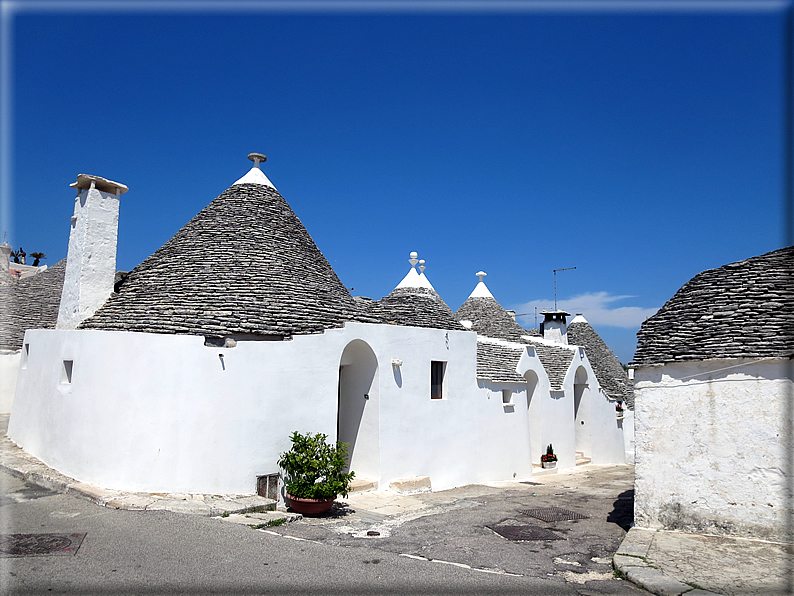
left=3, top=1, right=790, bottom=363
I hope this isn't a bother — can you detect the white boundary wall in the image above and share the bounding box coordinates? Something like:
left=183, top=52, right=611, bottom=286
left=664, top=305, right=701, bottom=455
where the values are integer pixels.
left=0, top=350, right=21, bottom=413
left=634, top=358, right=793, bottom=542
left=9, top=323, right=628, bottom=495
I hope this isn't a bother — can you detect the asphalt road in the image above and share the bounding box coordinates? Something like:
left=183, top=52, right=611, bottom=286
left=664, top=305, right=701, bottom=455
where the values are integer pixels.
left=0, top=465, right=648, bottom=595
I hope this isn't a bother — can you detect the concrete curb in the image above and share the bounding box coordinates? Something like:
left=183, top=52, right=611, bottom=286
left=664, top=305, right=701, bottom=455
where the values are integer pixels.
left=0, top=431, right=276, bottom=517
left=613, top=528, right=721, bottom=596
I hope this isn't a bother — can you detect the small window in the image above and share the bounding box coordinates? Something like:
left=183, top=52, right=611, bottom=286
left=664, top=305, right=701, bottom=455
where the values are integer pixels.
left=431, top=361, right=446, bottom=399
left=502, top=389, right=513, bottom=406
left=21, top=343, right=30, bottom=370
left=61, top=360, right=73, bottom=384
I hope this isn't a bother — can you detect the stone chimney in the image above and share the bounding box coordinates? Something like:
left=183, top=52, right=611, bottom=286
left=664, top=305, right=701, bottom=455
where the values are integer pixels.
left=0, top=243, right=11, bottom=276
left=540, top=310, right=570, bottom=344
left=56, top=174, right=128, bottom=330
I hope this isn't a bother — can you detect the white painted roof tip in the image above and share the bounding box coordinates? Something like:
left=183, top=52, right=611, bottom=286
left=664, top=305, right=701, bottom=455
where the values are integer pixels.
left=417, top=271, right=436, bottom=291
left=468, top=281, right=494, bottom=299
left=571, top=314, right=589, bottom=324
left=395, top=266, right=435, bottom=291
left=233, top=166, right=276, bottom=189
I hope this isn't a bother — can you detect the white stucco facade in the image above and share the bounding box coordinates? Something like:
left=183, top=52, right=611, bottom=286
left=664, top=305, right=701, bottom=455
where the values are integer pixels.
left=633, top=358, right=793, bottom=542
left=9, top=318, right=629, bottom=496
left=0, top=349, right=21, bottom=413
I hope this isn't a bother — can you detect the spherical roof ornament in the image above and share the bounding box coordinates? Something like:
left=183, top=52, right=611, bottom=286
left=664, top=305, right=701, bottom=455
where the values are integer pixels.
left=409, top=252, right=419, bottom=268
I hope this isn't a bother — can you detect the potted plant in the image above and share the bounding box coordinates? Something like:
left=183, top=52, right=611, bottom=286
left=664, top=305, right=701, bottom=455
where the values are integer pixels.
left=277, top=431, right=355, bottom=516
left=541, top=444, right=557, bottom=469
left=615, top=401, right=625, bottom=420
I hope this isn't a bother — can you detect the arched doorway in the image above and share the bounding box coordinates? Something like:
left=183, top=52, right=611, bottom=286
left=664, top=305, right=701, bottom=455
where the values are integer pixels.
left=337, top=340, right=380, bottom=482
left=573, top=366, right=591, bottom=457
left=524, top=370, right=541, bottom=467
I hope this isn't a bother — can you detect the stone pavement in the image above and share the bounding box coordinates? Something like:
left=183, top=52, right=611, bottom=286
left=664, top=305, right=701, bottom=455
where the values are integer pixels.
left=3, top=411, right=792, bottom=594
left=614, top=526, right=793, bottom=596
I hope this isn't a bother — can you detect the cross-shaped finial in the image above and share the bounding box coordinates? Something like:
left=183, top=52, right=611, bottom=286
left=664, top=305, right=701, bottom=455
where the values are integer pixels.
left=248, top=153, right=267, bottom=168
left=476, top=271, right=487, bottom=282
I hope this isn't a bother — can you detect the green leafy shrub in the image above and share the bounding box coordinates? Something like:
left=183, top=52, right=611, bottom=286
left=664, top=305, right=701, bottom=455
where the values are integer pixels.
left=277, top=431, right=355, bottom=499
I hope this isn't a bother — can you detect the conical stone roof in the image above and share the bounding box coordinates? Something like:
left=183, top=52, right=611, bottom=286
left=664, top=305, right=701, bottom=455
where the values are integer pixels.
left=82, top=181, right=377, bottom=338
left=633, top=246, right=794, bottom=364
left=568, top=315, right=633, bottom=407
left=0, top=259, right=66, bottom=350
left=455, top=275, right=530, bottom=341
left=368, top=286, right=465, bottom=330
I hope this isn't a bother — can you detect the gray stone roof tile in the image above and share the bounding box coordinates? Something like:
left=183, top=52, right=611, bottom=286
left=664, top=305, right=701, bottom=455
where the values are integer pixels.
left=81, top=183, right=379, bottom=338
left=368, top=287, right=466, bottom=331
left=0, top=260, right=66, bottom=350
left=633, top=246, right=794, bottom=364
left=476, top=341, right=526, bottom=383
left=524, top=339, right=575, bottom=390
left=568, top=321, right=634, bottom=407
left=455, top=296, right=529, bottom=342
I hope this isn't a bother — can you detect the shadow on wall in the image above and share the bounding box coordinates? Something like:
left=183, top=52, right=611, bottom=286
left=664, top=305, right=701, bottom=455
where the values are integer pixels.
left=607, top=489, right=634, bottom=531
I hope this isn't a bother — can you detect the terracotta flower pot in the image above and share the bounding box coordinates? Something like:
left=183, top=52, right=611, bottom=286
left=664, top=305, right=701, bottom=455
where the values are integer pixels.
left=286, top=494, right=336, bottom=516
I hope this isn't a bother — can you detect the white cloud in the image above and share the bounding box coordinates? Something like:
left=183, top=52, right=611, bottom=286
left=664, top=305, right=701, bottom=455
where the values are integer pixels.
left=514, top=292, right=659, bottom=329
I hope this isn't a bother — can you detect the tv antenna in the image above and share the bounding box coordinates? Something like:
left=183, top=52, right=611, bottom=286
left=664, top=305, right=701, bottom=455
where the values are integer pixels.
left=553, top=267, right=576, bottom=310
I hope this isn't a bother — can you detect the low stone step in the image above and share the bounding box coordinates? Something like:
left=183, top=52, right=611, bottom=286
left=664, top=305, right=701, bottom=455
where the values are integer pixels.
left=532, top=464, right=557, bottom=476
left=576, top=457, right=592, bottom=466
left=348, top=478, right=378, bottom=494
left=389, top=476, right=431, bottom=494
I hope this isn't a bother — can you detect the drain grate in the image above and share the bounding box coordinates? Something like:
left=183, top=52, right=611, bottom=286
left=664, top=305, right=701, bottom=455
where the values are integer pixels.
left=0, top=533, right=86, bottom=557
left=488, top=524, right=564, bottom=541
left=519, top=507, right=589, bottom=522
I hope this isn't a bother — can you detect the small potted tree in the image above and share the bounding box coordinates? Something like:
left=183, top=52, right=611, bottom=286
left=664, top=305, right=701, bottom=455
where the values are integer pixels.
left=541, top=444, right=558, bottom=469
left=277, top=431, right=355, bottom=516
left=615, top=401, right=625, bottom=420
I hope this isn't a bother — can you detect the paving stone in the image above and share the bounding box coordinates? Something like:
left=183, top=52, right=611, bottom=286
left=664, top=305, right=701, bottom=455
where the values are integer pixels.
left=613, top=553, right=648, bottom=569
left=105, top=494, right=158, bottom=510
left=617, top=527, right=654, bottom=558
left=145, top=499, right=212, bottom=515
left=624, top=566, right=691, bottom=596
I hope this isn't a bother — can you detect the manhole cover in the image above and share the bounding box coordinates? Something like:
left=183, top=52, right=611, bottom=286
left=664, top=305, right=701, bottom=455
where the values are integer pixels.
left=519, top=507, right=589, bottom=522
left=488, top=525, right=564, bottom=541
left=0, top=533, right=85, bottom=557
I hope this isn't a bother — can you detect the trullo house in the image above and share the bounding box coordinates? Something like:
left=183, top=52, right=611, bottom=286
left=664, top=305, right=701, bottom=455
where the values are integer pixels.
left=7, top=155, right=630, bottom=496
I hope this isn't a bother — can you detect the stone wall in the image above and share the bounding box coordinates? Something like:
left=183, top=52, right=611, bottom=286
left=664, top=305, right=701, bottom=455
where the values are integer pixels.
left=634, top=358, right=793, bottom=542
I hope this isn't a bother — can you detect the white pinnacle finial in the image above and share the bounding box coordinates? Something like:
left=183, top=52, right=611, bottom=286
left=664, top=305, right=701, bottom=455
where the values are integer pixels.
left=418, top=259, right=426, bottom=273
left=248, top=152, right=267, bottom=169
left=409, top=252, right=419, bottom=268
left=476, top=271, right=487, bottom=282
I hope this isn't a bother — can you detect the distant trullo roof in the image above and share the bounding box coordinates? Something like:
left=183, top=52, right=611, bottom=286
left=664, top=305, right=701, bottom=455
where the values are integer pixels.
left=362, top=253, right=465, bottom=330
left=455, top=272, right=530, bottom=342
left=567, top=314, right=634, bottom=408
left=0, top=259, right=66, bottom=350
left=633, top=246, right=794, bottom=364
left=82, top=160, right=378, bottom=338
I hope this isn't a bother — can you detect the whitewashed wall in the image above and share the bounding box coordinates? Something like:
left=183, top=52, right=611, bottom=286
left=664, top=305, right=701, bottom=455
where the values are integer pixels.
left=0, top=350, right=20, bottom=413
left=9, top=323, right=526, bottom=494
left=9, top=322, right=629, bottom=496
left=634, top=358, right=793, bottom=542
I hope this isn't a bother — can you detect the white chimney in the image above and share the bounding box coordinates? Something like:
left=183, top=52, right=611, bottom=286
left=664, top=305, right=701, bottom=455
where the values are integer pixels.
left=540, top=310, right=570, bottom=344
left=56, top=174, right=127, bottom=330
